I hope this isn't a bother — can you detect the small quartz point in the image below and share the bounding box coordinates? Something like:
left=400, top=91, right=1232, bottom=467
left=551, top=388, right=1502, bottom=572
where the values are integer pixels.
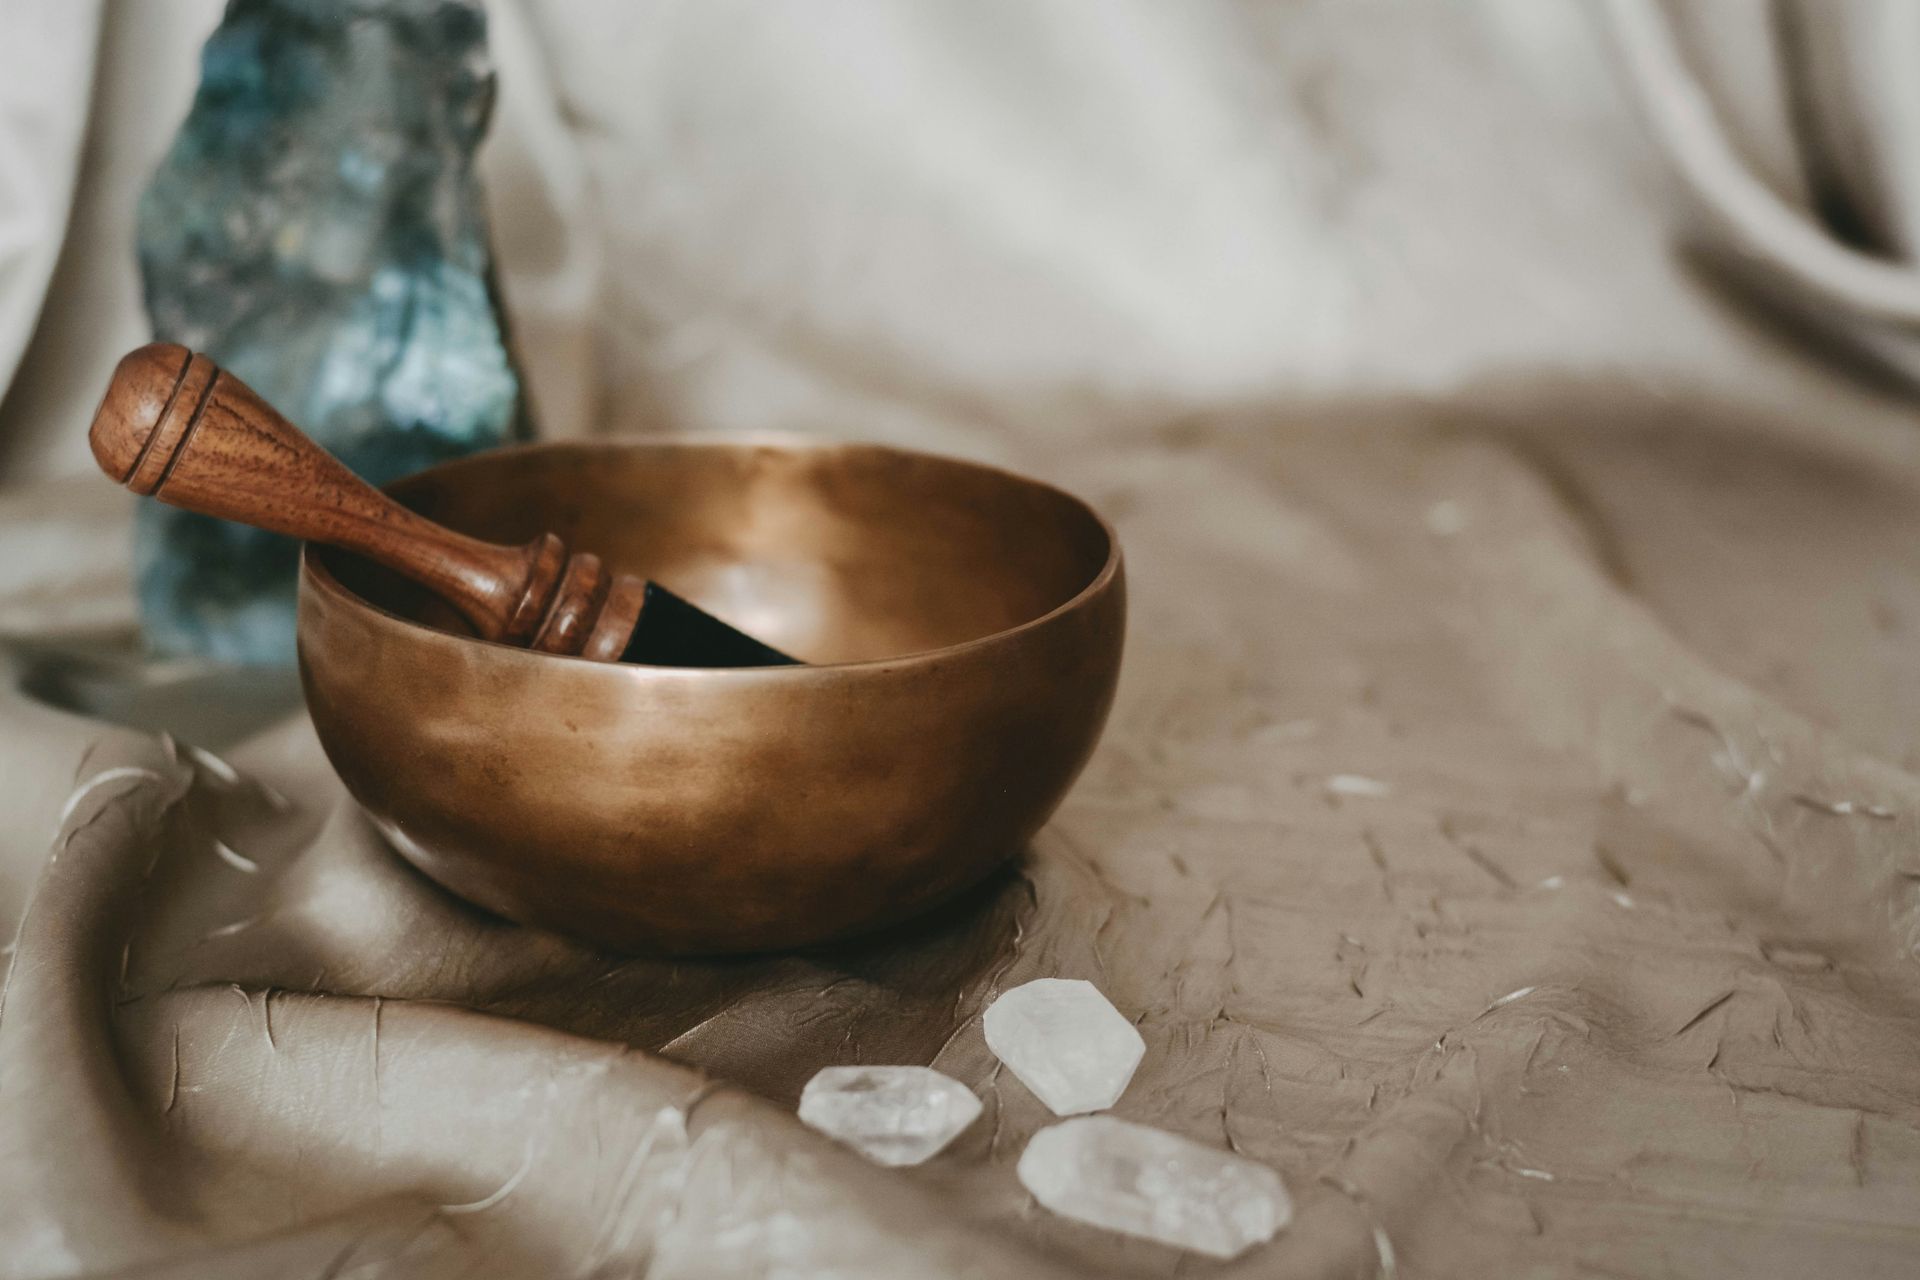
left=798, top=1066, right=983, bottom=1167
left=984, top=978, right=1145, bottom=1115
left=1018, top=1117, right=1292, bottom=1260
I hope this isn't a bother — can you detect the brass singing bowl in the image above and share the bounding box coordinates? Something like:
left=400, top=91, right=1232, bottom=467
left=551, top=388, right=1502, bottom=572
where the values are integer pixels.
left=298, top=439, right=1124, bottom=955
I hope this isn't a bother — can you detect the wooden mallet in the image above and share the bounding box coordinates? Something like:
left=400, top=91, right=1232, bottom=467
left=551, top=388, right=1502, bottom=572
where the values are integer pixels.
left=89, top=343, right=798, bottom=667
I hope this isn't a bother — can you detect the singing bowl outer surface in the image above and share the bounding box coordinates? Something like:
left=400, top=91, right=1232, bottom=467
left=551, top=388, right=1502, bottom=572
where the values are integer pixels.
left=297, top=439, right=1124, bottom=954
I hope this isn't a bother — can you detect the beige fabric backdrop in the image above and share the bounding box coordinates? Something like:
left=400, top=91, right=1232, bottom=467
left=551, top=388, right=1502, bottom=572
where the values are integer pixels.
left=3, top=2, right=1920, bottom=1275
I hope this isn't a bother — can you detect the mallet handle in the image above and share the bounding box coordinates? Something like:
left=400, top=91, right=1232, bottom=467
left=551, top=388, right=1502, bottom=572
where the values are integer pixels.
left=87, top=343, right=606, bottom=649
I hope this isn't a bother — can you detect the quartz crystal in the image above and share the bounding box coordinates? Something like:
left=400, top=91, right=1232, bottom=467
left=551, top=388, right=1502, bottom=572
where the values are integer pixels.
left=1018, top=1117, right=1292, bottom=1259
left=798, top=1066, right=983, bottom=1167
left=983, top=978, right=1144, bottom=1115
left=135, top=0, right=524, bottom=663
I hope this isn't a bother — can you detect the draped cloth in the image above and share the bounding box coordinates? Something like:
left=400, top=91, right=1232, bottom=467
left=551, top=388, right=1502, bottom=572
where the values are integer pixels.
left=2, top=3, right=1920, bottom=1275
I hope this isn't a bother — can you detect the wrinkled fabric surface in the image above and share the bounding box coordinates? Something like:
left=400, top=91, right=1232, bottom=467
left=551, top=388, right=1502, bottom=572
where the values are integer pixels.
left=5, top=3, right=1920, bottom=1277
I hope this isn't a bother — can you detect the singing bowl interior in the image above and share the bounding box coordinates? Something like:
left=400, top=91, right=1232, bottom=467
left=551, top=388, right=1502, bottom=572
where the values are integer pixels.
left=298, top=439, right=1124, bottom=954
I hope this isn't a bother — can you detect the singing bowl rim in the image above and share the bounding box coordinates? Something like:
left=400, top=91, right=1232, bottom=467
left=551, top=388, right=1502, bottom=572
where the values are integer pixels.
left=298, top=434, right=1123, bottom=673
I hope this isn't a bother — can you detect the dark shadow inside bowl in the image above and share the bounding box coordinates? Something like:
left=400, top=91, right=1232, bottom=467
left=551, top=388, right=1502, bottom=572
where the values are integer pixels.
left=315, top=440, right=1115, bottom=664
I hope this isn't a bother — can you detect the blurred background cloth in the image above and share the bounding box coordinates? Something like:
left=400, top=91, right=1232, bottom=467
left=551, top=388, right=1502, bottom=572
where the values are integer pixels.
left=4, top=2, right=1920, bottom=1276
left=14, top=0, right=1920, bottom=486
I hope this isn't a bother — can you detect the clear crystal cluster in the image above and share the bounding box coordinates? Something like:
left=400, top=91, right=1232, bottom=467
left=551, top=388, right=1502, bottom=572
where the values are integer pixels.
left=798, top=1066, right=983, bottom=1167
left=1017, top=1116, right=1293, bottom=1259
left=983, top=978, right=1145, bottom=1115
left=792, top=976, right=1291, bottom=1262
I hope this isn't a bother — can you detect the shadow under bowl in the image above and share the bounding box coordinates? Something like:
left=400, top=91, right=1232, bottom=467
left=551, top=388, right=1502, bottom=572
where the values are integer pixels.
left=298, top=438, right=1125, bottom=955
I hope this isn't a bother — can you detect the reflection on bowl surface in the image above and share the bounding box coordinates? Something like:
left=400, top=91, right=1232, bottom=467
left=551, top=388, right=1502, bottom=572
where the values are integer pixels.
left=299, top=439, right=1125, bottom=954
